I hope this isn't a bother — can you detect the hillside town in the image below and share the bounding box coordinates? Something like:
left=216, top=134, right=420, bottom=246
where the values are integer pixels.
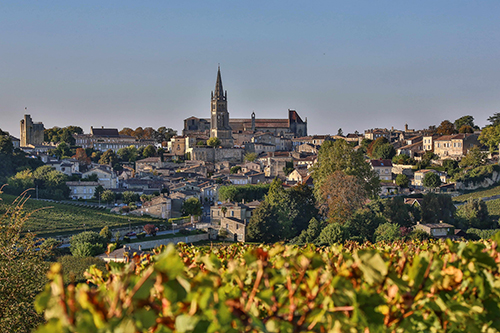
left=2, top=67, right=500, bottom=246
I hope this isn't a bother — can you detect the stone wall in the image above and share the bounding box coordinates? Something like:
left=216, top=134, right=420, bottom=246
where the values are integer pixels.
left=189, top=147, right=243, bottom=163
left=127, top=233, right=209, bottom=249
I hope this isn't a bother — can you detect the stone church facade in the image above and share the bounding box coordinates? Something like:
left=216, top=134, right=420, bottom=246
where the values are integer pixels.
left=182, top=69, right=307, bottom=139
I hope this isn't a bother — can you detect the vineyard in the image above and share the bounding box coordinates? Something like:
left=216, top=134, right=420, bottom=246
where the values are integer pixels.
left=36, top=238, right=500, bottom=332
left=453, top=184, right=500, bottom=203
left=0, top=194, right=160, bottom=235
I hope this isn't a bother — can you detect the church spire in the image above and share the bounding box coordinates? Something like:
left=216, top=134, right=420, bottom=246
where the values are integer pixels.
left=214, top=66, right=225, bottom=100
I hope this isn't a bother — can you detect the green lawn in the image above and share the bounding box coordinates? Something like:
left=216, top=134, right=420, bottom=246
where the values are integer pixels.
left=453, top=184, right=500, bottom=203
left=0, top=193, right=163, bottom=236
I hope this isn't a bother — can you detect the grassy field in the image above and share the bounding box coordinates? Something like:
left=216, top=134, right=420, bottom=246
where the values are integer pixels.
left=0, top=193, right=163, bottom=236
left=453, top=184, right=500, bottom=203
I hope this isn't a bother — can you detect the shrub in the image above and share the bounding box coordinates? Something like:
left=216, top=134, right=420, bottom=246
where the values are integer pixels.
left=70, top=231, right=106, bottom=257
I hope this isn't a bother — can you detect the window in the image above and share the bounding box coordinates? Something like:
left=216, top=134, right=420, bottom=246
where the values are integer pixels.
left=231, top=211, right=234, bottom=217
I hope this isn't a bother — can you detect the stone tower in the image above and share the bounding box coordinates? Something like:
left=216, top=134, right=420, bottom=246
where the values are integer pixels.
left=20, top=114, right=45, bottom=147
left=210, top=66, right=233, bottom=148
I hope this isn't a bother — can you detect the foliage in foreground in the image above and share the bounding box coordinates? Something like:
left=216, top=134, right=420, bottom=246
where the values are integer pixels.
left=36, top=239, right=500, bottom=332
left=0, top=191, right=50, bottom=332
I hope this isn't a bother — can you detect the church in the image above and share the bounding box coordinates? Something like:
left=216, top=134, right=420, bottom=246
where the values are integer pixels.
left=183, top=67, right=308, bottom=143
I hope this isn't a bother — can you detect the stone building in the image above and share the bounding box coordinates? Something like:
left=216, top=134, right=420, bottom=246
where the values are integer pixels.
left=20, top=114, right=44, bottom=147
left=74, top=127, right=155, bottom=152
left=433, top=133, right=481, bottom=159
left=210, top=66, right=234, bottom=148
left=131, top=194, right=171, bottom=219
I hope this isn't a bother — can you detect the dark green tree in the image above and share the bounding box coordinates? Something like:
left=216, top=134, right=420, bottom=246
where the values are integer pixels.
left=459, top=146, right=486, bottom=169
left=421, top=193, right=456, bottom=224
left=70, top=231, right=106, bottom=257
left=246, top=201, right=280, bottom=243
left=423, top=172, right=441, bottom=190
left=373, top=222, right=401, bottom=242
left=292, top=217, right=324, bottom=244
left=181, top=198, right=202, bottom=216
left=487, top=113, right=500, bottom=126
left=454, top=115, right=475, bottom=131
left=345, top=207, right=387, bottom=241
left=99, top=149, right=119, bottom=166
left=455, top=199, right=492, bottom=229
left=317, top=222, right=348, bottom=245
left=142, top=145, right=156, bottom=158
left=373, top=143, right=396, bottom=160
left=383, top=196, right=414, bottom=227
left=395, top=174, right=409, bottom=188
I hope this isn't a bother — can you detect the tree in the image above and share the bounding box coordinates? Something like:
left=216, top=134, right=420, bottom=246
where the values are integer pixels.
left=230, top=166, right=241, bottom=174
left=367, top=137, right=389, bottom=158
left=373, top=222, right=401, bottom=242
left=487, top=113, right=500, bottom=126
left=74, top=148, right=91, bottom=165
left=101, top=190, right=115, bottom=204
left=392, top=154, right=414, bottom=165
left=122, top=191, right=139, bottom=205
left=345, top=207, right=387, bottom=241
left=382, top=197, right=414, bottom=227
left=311, top=140, right=380, bottom=200
left=142, top=145, right=156, bottom=158
left=455, top=199, right=492, bottom=229
left=99, top=149, right=119, bottom=166
left=436, top=120, right=456, bottom=135
left=246, top=201, right=280, bottom=243
left=207, top=137, right=221, bottom=148
left=117, top=146, right=138, bottom=162
left=0, top=130, right=14, bottom=155
left=458, top=125, right=474, bottom=133
left=181, top=198, right=202, bottom=216
left=373, top=143, right=396, bottom=160
left=70, top=231, right=106, bottom=257
left=0, top=193, right=51, bottom=331
left=454, top=115, right=475, bottom=131
left=221, top=206, right=227, bottom=217
left=52, top=142, right=71, bottom=159
left=282, top=161, right=294, bottom=176
left=318, top=171, right=368, bottom=224
left=479, top=124, right=500, bottom=152
left=423, top=172, right=441, bottom=190
left=144, top=224, right=157, bottom=236
left=395, top=174, right=409, bottom=188
left=337, top=128, right=343, bottom=136
left=459, top=146, right=486, bottom=169
left=293, top=217, right=324, bottom=244
left=317, top=222, right=348, bottom=245
left=244, top=152, right=257, bottom=162
left=154, top=127, right=177, bottom=145
left=421, top=193, right=456, bottom=224
left=99, top=226, right=112, bottom=243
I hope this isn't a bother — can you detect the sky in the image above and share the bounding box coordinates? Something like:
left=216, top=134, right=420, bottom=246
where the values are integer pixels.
left=1, top=1, right=499, bottom=137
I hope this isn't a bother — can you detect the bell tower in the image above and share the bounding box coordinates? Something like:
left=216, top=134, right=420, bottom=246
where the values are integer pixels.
left=210, top=66, right=233, bottom=147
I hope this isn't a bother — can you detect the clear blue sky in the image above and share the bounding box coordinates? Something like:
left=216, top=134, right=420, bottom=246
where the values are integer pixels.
left=1, top=1, right=499, bottom=137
